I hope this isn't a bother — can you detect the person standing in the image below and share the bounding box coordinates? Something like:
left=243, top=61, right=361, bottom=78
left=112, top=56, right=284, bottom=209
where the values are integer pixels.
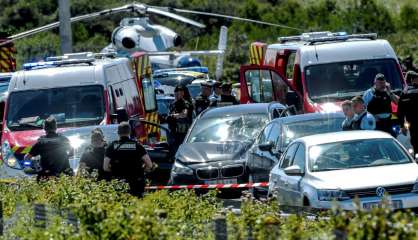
left=24, top=116, right=73, bottom=180
left=210, top=81, right=222, bottom=102
left=194, top=81, right=213, bottom=115
left=103, top=122, right=153, bottom=197
left=398, top=71, right=418, bottom=154
left=212, top=82, right=239, bottom=107
left=341, top=100, right=355, bottom=131
left=363, top=73, right=398, bottom=136
left=168, top=85, right=193, bottom=153
left=79, top=128, right=108, bottom=180
left=351, top=96, right=376, bottom=130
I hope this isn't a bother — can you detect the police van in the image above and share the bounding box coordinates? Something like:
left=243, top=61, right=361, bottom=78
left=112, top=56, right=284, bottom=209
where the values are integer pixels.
left=240, top=32, right=406, bottom=114
left=0, top=52, right=158, bottom=178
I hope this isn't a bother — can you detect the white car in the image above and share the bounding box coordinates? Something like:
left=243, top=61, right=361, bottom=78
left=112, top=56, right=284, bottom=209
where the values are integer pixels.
left=268, top=131, right=418, bottom=210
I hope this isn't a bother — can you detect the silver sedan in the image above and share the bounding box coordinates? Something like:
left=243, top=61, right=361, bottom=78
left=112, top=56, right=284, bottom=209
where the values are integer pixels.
left=268, top=130, right=418, bottom=210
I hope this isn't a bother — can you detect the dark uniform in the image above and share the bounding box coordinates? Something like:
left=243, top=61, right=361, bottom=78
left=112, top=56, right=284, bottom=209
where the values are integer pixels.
left=211, top=82, right=239, bottom=107
left=105, top=137, right=147, bottom=197
left=29, top=132, right=72, bottom=179
left=168, top=97, right=192, bottom=152
left=398, top=85, right=418, bottom=153
left=364, top=88, right=394, bottom=136
left=194, top=81, right=213, bottom=115
left=80, top=145, right=108, bottom=180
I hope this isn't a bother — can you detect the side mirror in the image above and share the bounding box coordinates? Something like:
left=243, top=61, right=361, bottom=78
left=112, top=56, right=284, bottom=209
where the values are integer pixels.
left=258, top=141, right=273, bottom=152
left=284, top=165, right=304, bottom=176
left=112, top=108, right=129, bottom=123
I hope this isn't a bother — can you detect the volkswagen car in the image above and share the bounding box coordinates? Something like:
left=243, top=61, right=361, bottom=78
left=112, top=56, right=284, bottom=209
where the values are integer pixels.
left=268, top=131, right=418, bottom=210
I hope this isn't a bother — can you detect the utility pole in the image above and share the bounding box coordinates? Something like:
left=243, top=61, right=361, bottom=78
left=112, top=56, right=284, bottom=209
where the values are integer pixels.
left=58, top=0, right=72, bottom=54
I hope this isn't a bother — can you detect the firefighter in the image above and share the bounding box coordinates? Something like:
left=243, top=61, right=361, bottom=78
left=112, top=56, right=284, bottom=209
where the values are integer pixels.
left=103, top=122, right=153, bottom=197
left=398, top=71, right=418, bottom=154
left=363, top=73, right=398, bottom=136
left=210, top=81, right=222, bottom=102
left=24, top=116, right=73, bottom=180
left=351, top=96, right=376, bottom=130
left=212, top=82, right=239, bottom=107
left=168, top=85, right=193, bottom=153
left=79, top=128, right=108, bottom=180
left=341, top=100, right=354, bottom=131
left=194, top=81, right=213, bottom=115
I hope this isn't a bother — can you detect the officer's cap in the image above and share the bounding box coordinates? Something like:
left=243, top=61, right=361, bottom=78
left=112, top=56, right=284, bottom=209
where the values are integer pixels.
left=374, top=73, right=386, bottom=81
left=201, top=81, right=213, bottom=88
left=213, top=81, right=222, bottom=88
left=174, top=84, right=186, bottom=92
left=351, top=96, right=364, bottom=104
left=44, top=116, right=57, bottom=133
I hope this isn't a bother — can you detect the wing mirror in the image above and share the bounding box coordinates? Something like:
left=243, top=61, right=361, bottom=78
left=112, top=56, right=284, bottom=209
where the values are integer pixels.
left=258, top=141, right=273, bottom=152
left=284, top=165, right=304, bottom=176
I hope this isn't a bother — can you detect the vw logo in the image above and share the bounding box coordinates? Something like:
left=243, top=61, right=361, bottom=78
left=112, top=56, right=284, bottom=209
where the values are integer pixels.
left=376, top=187, right=386, bottom=197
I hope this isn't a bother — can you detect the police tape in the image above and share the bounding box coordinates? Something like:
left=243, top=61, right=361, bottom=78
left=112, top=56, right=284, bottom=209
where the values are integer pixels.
left=145, top=182, right=269, bottom=190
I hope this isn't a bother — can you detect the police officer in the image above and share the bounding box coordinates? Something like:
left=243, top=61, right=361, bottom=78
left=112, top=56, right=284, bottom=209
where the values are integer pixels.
left=341, top=100, right=355, bottom=131
left=210, top=81, right=222, bottom=102
left=398, top=71, right=418, bottom=154
left=24, top=116, right=73, bottom=180
left=212, top=81, right=239, bottom=107
left=363, top=73, right=399, bottom=136
left=168, top=85, right=193, bottom=153
left=351, top=96, right=376, bottom=130
left=103, top=122, right=153, bottom=197
left=79, top=128, right=108, bottom=180
left=194, top=81, right=212, bottom=115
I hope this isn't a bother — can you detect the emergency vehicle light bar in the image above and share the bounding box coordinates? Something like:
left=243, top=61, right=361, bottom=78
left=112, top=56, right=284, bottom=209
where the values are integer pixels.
left=23, top=58, right=95, bottom=70
left=153, top=66, right=209, bottom=75
left=278, top=31, right=377, bottom=44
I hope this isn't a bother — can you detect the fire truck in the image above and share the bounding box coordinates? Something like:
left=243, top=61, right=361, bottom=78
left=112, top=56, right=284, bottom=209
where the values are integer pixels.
left=239, top=31, right=406, bottom=114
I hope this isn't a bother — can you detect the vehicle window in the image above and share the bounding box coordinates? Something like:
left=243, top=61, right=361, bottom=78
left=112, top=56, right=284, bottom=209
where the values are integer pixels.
left=272, top=108, right=287, bottom=119
left=309, top=138, right=411, bottom=172
left=271, top=71, right=289, bottom=105
left=258, top=123, right=273, bottom=144
left=280, top=143, right=299, bottom=169
left=305, top=59, right=403, bottom=101
left=142, top=77, right=157, bottom=112
left=187, top=114, right=269, bottom=143
left=245, top=69, right=273, bottom=102
left=119, top=88, right=124, bottom=96
left=282, top=117, right=344, bottom=147
left=292, top=144, right=306, bottom=171
left=267, top=123, right=280, bottom=149
left=7, top=85, right=105, bottom=130
left=286, top=52, right=296, bottom=80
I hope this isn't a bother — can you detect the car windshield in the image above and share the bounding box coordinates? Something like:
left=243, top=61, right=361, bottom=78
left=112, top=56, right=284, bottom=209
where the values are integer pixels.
left=309, top=138, right=412, bottom=172
left=283, top=117, right=344, bottom=147
left=187, top=114, right=269, bottom=143
left=305, top=59, right=403, bottom=101
left=7, top=85, right=105, bottom=131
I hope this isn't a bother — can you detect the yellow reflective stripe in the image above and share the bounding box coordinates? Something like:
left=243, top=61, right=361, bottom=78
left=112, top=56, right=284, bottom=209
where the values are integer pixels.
left=0, top=50, right=10, bottom=59
left=11, top=146, right=20, bottom=152
left=257, top=46, right=264, bottom=65
left=21, top=147, right=31, bottom=154
left=250, top=45, right=256, bottom=64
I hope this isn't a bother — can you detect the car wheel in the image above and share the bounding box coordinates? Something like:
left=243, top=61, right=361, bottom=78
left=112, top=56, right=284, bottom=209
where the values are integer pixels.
left=249, top=174, right=259, bottom=199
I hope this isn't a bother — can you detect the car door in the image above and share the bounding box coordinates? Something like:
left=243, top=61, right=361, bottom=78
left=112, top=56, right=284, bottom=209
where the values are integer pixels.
left=272, top=143, right=298, bottom=205
left=285, top=143, right=306, bottom=206
left=248, top=123, right=273, bottom=182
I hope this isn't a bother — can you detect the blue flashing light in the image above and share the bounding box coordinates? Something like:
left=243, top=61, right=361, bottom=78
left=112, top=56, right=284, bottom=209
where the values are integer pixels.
left=23, top=161, right=32, bottom=166
left=153, top=66, right=209, bottom=75
left=23, top=61, right=56, bottom=70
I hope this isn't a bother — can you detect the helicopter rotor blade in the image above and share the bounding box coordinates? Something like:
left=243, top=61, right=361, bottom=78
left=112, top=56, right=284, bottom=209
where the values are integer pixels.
left=143, top=4, right=205, bottom=28
left=159, top=7, right=303, bottom=31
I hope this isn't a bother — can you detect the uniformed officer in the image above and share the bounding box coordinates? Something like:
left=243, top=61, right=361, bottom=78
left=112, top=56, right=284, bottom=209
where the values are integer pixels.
left=79, top=128, right=109, bottom=180
left=363, top=73, right=399, bottom=136
left=341, top=100, right=354, bottom=131
left=103, top=122, right=153, bottom=197
left=210, top=81, right=222, bottom=102
left=168, top=85, right=193, bottom=153
left=194, top=81, right=213, bottom=115
left=212, top=81, right=239, bottom=107
left=351, top=96, right=376, bottom=130
left=24, top=116, right=73, bottom=180
left=398, top=71, right=418, bottom=154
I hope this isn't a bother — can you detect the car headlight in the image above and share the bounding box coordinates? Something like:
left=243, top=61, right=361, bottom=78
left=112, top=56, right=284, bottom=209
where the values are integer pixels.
left=412, top=182, right=418, bottom=193
left=171, top=161, right=193, bottom=175
left=2, top=141, right=22, bottom=169
left=317, top=189, right=350, bottom=201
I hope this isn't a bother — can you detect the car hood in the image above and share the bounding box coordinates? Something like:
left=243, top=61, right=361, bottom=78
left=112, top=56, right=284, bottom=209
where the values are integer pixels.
left=308, top=163, right=418, bottom=190
left=176, top=141, right=251, bottom=164
left=312, top=102, right=342, bottom=113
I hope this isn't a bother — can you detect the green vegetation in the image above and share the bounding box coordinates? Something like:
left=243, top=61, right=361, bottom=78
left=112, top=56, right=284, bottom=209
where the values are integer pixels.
left=0, top=0, right=417, bottom=79
left=1, top=177, right=418, bottom=239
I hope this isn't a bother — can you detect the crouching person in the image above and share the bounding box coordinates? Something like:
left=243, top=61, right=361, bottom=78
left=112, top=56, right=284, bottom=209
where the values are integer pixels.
left=103, top=122, right=153, bottom=197
left=79, top=128, right=109, bottom=180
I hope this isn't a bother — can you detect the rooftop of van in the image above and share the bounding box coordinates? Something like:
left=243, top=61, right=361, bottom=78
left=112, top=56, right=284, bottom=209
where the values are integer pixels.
left=267, top=39, right=397, bottom=67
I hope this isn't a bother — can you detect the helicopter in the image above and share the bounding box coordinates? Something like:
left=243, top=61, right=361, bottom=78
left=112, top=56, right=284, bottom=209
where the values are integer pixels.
left=0, top=2, right=302, bottom=74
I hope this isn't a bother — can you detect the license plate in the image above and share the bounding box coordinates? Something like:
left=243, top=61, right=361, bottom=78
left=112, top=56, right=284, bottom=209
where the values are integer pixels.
left=363, top=200, right=403, bottom=209
left=205, top=178, right=237, bottom=185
